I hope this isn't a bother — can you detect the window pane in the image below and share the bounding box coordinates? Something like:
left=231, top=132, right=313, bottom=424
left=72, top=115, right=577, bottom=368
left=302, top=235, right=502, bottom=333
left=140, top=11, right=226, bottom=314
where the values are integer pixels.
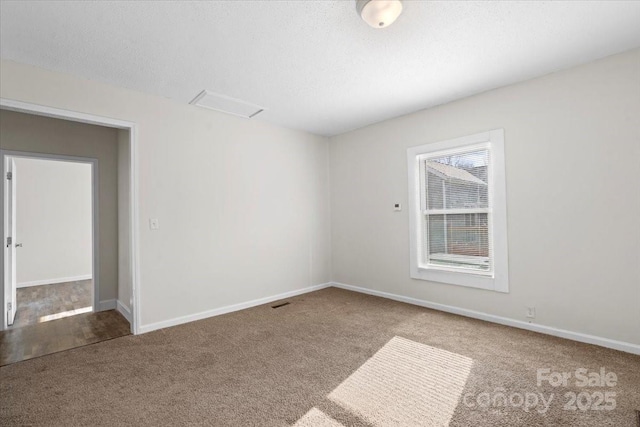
left=424, top=213, right=490, bottom=271
left=425, top=150, right=489, bottom=210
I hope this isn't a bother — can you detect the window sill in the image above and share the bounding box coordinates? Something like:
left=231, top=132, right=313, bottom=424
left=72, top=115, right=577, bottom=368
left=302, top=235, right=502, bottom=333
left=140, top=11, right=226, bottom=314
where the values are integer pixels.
left=411, top=266, right=508, bottom=293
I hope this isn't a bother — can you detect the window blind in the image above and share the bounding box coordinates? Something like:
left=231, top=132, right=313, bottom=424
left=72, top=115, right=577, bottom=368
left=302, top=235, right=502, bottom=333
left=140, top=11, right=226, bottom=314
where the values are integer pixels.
left=422, top=148, right=491, bottom=272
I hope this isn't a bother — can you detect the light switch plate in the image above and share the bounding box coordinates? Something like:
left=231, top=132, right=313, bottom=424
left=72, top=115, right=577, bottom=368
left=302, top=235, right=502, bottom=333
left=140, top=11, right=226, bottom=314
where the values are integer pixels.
left=149, top=218, right=159, bottom=230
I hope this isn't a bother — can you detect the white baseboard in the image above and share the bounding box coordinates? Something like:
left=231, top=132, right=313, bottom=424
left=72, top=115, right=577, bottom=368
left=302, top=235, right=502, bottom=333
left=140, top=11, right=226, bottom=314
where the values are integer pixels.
left=17, top=275, right=92, bottom=288
left=330, top=282, right=640, bottom=356
left=116, top=300, right=132, bottom=323
left=138, top=282, right=332, bottom=334
left=98, top=299, right=117, bottom=311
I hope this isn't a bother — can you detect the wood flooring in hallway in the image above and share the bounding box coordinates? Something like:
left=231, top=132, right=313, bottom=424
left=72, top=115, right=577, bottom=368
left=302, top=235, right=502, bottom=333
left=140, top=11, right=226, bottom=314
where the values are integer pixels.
left=0, top=280, right=130, bottom=366
left=10, top=280, right=94, bottom=329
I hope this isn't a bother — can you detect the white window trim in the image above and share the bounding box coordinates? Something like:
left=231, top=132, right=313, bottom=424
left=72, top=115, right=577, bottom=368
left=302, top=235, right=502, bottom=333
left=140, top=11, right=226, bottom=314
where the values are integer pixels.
left=407, top=129, right=509, bottom=293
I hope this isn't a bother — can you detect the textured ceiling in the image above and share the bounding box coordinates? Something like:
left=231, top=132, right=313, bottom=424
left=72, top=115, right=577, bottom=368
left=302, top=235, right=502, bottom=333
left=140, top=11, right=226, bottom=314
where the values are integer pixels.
left=1, top=1, right=639, bottom=136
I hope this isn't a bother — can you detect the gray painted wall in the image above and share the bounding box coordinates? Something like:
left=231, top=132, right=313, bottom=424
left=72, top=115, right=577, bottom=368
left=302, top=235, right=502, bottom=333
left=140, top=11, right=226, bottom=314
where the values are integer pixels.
left=0, top=109, right=119, bottom=305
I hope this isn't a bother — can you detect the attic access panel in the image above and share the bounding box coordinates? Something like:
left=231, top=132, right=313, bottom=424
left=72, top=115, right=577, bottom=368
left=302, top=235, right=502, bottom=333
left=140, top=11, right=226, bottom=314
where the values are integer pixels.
left=189, top=90, right=264, bottom=119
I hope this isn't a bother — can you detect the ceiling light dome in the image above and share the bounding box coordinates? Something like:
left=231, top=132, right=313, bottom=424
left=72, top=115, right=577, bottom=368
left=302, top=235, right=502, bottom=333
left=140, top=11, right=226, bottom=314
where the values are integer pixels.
left=356, top=0, right=403, bottom=29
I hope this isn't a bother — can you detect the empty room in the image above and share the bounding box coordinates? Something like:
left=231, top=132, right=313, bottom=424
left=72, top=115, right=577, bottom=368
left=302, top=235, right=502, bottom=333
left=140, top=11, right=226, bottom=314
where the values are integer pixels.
left=0, top=1, right=638, bottom=426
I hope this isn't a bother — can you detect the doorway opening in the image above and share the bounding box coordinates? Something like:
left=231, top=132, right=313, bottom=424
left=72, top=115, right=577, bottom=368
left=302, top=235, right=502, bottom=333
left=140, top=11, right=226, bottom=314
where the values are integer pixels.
left=3, top=152, right=97, bottom=329
left=0, top=99, right=140, bottom=365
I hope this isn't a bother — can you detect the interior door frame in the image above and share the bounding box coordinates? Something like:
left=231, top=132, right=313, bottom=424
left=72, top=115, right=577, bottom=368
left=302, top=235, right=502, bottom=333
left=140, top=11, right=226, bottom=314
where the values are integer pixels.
left=1, top=150, right=99, bottom=322
left=0, top=98, right=141, bottom=334
left=3, top=156, right=17, bottom=326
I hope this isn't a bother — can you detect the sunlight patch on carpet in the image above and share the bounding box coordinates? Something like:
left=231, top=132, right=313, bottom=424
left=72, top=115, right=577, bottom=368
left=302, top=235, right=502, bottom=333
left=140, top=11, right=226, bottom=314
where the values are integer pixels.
left=327, top=336, right=473, bottom=426
left=293, top=408, right=344, bottom=427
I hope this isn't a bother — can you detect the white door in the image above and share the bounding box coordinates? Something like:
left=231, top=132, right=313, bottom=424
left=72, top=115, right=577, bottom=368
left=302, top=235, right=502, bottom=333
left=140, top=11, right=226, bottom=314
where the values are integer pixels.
left=4, top=157, right=17, bottom=327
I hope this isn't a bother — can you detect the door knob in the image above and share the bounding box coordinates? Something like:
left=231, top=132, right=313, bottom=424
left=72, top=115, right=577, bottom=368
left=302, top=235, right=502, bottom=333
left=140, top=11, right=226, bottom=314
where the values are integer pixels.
left=15, top=243, right=22, bottom=248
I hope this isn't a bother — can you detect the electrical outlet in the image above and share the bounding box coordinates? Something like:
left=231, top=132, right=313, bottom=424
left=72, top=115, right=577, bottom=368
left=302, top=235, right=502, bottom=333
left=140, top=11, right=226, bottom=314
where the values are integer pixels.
left=526, top=306, right=536, bottom=319
left=394, top=203, right=402, bottom=211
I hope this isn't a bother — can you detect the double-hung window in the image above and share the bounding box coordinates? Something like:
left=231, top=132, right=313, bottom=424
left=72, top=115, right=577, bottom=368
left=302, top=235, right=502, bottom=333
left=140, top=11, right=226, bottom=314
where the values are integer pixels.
left=407, top=129, right=509, bottom=292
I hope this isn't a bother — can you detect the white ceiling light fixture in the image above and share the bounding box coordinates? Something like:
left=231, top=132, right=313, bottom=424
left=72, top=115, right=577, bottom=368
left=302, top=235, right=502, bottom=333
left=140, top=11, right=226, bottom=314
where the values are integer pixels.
left=356, top=0, right=403, bottom=29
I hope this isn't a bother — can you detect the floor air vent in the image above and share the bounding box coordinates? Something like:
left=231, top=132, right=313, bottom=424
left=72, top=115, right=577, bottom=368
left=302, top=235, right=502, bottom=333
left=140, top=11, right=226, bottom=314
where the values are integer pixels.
left=271, top=302, right=290, bottom=309
left=189, top=90, right=264, bottom=119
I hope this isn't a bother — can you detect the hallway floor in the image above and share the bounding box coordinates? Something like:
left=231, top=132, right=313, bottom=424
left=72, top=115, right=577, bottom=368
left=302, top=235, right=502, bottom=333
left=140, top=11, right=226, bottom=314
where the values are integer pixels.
left=0, top=280, right=130, bottom=366
left=10, top=280, right=93, bottom=328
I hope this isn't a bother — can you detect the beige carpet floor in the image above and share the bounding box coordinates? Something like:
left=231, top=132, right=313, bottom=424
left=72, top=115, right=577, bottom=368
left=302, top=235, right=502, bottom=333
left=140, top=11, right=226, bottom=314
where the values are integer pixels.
left=1, top=287, right=638, bottom=426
